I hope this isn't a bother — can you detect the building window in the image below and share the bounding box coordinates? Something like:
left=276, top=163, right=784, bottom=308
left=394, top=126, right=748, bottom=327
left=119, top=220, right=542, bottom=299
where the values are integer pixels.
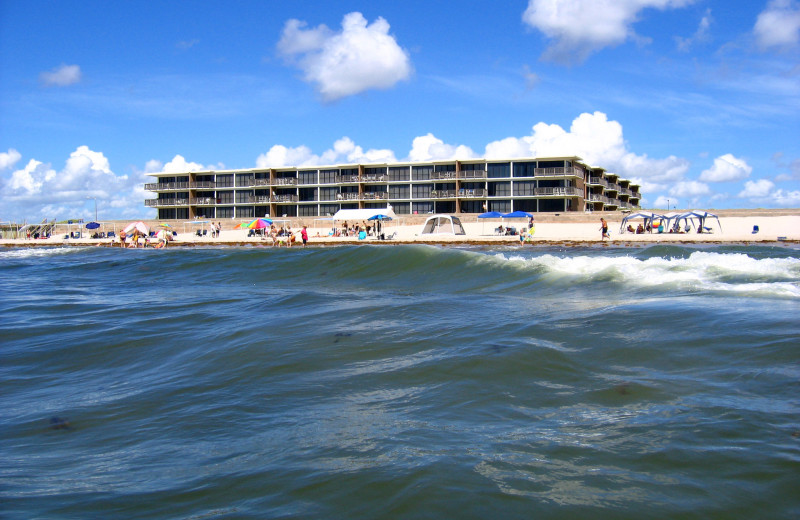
left=489, top=200, right=511, bottom=213
left=513, top=181, right=536, bottom=196
left=298, top=170, right=317, bottom=185
left=412, top=165, right=432, bottom=180
left=298, top=205, right=317, bottom=216
left=488, top=181, right=511, bottom=196
left=488, top=163, right=510, bottom=178
left=218, top=191, right=234, bottom=204
left=388, top=166, right=410, bottom=181
left=319, top=169, right=338, bottom=184
left=513, top=161, right=536, bottom=177
left=412, top=201, right=433, bottom=214
left=412, top=184, right=432, bottom=198
left=389, top=185, right=410, bottom=199
left=217, top=207, right=234, bottom=219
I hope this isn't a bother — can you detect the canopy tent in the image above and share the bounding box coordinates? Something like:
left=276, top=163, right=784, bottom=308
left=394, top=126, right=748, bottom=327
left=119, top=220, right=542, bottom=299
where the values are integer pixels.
left=477, top=211, right=503, bottom=219
left=668, top=211, right=722, bottom=234
left=419, top=215, right=466, bottom=235
left=619, top=211, right=668, bottom=233
left=502, top=210, right=533, bottom=219
left=331, top=207, right=397, bottom=221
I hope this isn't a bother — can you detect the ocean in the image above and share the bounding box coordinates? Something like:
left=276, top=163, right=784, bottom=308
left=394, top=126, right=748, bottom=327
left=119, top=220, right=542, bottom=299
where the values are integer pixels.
left=2, top=244, right=799, bottom=519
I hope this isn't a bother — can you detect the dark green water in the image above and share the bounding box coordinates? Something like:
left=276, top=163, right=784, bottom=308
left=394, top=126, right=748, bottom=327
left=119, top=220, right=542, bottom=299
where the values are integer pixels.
left=2, top=244, right=799, bottom=519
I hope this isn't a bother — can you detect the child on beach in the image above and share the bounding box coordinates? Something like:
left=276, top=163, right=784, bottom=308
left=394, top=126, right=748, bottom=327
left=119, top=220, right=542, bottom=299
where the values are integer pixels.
left=600, top=218, right=610, bottom=240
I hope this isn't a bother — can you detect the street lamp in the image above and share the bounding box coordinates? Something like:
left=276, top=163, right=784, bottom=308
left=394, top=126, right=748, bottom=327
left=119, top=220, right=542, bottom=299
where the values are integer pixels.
left=667, top=198, right=670, bottom=212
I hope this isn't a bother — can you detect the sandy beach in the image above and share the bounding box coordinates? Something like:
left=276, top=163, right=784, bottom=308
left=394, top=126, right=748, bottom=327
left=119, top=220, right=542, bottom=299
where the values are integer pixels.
left=2, top=209, right=798, bottom=248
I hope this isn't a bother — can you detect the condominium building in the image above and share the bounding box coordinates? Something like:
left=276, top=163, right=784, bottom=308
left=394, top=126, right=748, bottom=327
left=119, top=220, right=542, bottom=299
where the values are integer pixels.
left=145, top=156, right=641, bottom=219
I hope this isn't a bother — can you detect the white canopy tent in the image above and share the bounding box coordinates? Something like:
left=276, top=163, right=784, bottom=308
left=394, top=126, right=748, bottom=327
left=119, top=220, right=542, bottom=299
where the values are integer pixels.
left=668, top=211, right=722, bottom=234
left=419, top=215, right=466, bottom=235
left=619, top=211, right=668, bottom=233
left=331, top=207, right=397, bottom=221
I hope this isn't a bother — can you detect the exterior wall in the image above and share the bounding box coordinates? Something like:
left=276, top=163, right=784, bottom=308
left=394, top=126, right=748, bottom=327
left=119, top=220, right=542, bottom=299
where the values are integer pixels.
left=145, top=157, right=641, bottom=219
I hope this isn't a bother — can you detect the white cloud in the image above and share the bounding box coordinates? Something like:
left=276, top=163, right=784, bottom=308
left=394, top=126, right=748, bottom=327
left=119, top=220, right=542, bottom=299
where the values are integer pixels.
left=739, top=178, right=800, bottom=206
left=0, top=146, right=154, bottom=221
left=256, top=137, right=399, bottom=168
left=675, top=8, right=712, bottom=52
left=754, top=0, right=800, bottom=50
left=669, top=179, right=711, bottom=197
left=408, top=134, right=477, bottom=162
left=484, top=111, right=689, bottom=185
left=522, top=0, right=696, bottom=62
left=699, top=153, right=752, bottom=182
left=738, top=178, right=774, bottom=198
left=39, top=64, right=82, bottom=87
left=157, top=154, right=223, bottom=173
left=277, top=12, right=412, bottom=101
left=0, top=148, right=22, bottom=170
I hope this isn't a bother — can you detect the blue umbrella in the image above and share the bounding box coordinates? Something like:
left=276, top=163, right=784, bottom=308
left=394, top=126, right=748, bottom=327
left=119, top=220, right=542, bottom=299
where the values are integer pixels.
left=85, top=221, right=101, bottom=229
left=502, top=211, right=533, bottom=218
left=368, top=214, right=392, bottom=221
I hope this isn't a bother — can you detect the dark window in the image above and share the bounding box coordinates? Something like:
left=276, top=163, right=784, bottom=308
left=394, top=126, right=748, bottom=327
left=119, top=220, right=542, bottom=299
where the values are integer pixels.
left=389, top=185, right=410, bottom=199
left=513, top=162, right=536, bottom=177
left=320, top=169, right=338, bottom=183
left=488, top=163, right=510, bottom=178
left=412, top=184, right=432, bottom=198
left=412, top=201, right=433, bottom=214
left=488, top=182, right=511, bottom=196
left=513, top=181, right=536, bottom=196
left=298, top=171, right=317, bottom=184
left=412, top=165, right=432, bottom=180
left=388, top=166, right=410, bottom=181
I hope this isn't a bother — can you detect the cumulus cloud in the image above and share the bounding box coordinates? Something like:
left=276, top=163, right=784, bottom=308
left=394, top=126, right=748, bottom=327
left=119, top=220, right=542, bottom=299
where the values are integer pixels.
left=484, top=111, right=689, bottom=186
left=39, top=64, right=82, bottom=87
left=0, top=148, right=22, bottom=170
left=754, top=0, right=800, bottom=50
left=698, top=154, right=752, bottom=182
left=0, top=146, right=155, bottom=221
left=256, top=137, right=398, bottom=168
left=408, top=134, right=477, bottom=162
left=522, top=0, right=696, bottom=63
left=277, top=12, right=412, bottom=101
left=737, top=179, right=800, bottom=207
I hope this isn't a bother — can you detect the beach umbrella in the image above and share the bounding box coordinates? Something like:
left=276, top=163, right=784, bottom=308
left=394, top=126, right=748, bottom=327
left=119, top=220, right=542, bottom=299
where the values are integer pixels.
left=123, top=221, right=149, bottom=234
left=478, top=211, right=503, bottom=218
left=502, top=210, right=533, bottom=219
left=367, top=214, right=392, bottom=221
left=241, top=218, right=272, bottom=229
left=85, top=221, right=100, bottom=229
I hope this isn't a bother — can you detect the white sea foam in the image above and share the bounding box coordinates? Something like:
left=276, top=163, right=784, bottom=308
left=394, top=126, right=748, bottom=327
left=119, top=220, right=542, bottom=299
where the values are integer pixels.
left=0, top=247, right=82, bottom=260
left=495, top=250, right=800, bottom=298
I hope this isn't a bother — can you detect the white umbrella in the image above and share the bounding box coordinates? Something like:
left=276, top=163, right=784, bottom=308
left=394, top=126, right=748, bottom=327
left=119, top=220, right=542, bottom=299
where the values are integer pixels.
left=123, top=221, right=149, bottom=235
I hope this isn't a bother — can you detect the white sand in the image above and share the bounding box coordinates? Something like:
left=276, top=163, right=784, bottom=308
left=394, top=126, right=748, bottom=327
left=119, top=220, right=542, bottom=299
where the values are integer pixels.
left=2, top=213, right=798, bottom=247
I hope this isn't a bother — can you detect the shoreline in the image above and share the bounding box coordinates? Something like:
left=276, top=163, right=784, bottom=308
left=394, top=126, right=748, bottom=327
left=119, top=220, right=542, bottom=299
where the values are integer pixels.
left=3, top=210, right=799, bottom=248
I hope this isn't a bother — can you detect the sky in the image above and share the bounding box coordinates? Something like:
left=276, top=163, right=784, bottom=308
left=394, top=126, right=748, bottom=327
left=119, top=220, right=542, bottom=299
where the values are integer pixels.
left=1, top=0, right=799, bottom=222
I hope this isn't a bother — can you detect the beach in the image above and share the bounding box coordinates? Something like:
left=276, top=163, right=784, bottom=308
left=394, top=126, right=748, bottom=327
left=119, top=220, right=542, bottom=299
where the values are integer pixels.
left=2, top=209, right=799, bottom=247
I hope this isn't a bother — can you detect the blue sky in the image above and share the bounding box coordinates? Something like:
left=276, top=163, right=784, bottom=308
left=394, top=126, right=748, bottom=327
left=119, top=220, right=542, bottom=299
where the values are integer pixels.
left=1, top=0, right=799, bottom=221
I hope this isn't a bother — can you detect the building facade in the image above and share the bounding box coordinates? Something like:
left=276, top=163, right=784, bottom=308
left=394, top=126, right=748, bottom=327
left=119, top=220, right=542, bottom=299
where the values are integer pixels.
left=145, top=156, right=641, bottom=220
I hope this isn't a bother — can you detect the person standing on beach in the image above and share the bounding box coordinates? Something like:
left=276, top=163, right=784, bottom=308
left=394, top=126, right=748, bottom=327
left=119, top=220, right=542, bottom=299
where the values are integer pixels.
left=301, top=225, right=308, bottom=247
left=600, top=218, right=610, bottom=240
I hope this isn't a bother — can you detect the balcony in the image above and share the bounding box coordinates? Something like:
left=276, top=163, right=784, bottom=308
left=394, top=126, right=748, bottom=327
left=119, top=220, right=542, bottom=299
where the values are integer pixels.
left=339, top=175, right=360, bottom=184
left=459, top=169, right=487, bottom=179
left=458, top=188, right=487, bottom=198
left=534, top=187, right=583, bottom=197
left=532, top=166, right=579, bottom=177
left=274, top=178, right=297, bottom=186
left=362, top=192, right=388, bottom=200
left=335, top=193, right=360, bottom=201
left=272, top=194, right=298, bottom=203
left=430, top=189, right=458, bottom=198
left=253, top=178, right=271, bottom=187
left=189, top=197, right=219, bottom=205
left=247, top=195, right=272, bottom=204
left=362, top=174, right=387, bottom=182
left=235, top=177, right=255, bottom=187
left=145, top=181, right=190, bottom=191
left=189, top=181, right=216, bottom=189
left=145, top=198, right=190, bottom=207
left=431, top=171, right=457, bottom=180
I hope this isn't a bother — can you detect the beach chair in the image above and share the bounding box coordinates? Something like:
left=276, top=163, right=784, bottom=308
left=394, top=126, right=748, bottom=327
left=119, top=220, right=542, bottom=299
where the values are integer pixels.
left=752, top=225, right=759, bottom=234
left=202, top=229, right=208, bottom=236
left=107, top=231, right=115, bottom=238
left=195, top=229, right=202, bottom=237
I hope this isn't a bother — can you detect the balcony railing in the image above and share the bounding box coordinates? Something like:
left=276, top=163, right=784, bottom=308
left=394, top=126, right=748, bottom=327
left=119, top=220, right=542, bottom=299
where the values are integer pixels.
left=458, top=188, right=487, bottom=198
left=430, top=189, right=458, bottom=198
left=145, top=198, right=190, bottom=207
left=362, top=192, right=389, bottom=200
left=189, top=197, right=219, bottom=205
left=145, top=182, right=190, bottom=190
left=274, top=178, right=297, bottom=186
left=431, top=171, right=457, bottom=180
left=335, top=193, right=360, bottom=200
left=532, top=166, right=578, bottom=177
left=253, top=178, right=271, bottom=187
left=247, top=195, right=272, bottom=204
left=459, top=169, right=487, bottom=179
left=362, top=174, right=387, bottom=182
left=534, top=187, right=583, bottom=197
left=189, top=181, right=216, bottom=189
left=272, top=194, right=298, bottom=203
left=339, top=175, right=360, bottom=183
